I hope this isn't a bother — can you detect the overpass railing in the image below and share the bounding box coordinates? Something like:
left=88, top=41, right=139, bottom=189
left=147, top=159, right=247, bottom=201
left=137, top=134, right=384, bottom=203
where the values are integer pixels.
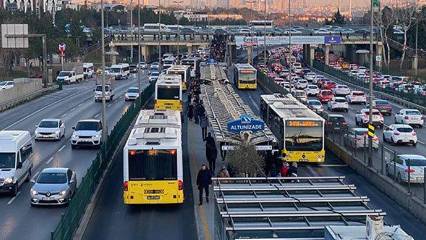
left=50, top=82, right=155, bottom=240
left=256, top=68, right=426, bottom=225
left=313, top=60, right=426, bottom=113
left=111, top=33, right=211, bottom=43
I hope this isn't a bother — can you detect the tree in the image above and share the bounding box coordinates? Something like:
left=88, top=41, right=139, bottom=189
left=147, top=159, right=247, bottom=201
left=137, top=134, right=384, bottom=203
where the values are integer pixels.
left=326, top=9, right=346, bottom=25
left=374, top=6, right=397, bottom=67
left=394, top=5, right=417, bottom=69
left=227, top=142, right=265, bottom=177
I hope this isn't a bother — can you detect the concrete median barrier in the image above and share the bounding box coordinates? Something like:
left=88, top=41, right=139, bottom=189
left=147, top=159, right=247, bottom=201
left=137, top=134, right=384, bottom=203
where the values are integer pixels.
left=0, top=78, right=54, bottom=112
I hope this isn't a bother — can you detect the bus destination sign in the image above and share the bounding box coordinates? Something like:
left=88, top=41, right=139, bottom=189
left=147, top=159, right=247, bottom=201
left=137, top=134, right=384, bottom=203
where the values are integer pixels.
left=286, top=120, right=321, bottom=127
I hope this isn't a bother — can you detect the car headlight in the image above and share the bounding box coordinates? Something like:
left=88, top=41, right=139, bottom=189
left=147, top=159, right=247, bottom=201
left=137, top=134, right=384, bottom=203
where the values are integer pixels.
left=59, top=190, right=67, bottom=196
left=94, top=134, right=101, bottom=139
left=31, top=189, right=38, bottom=195
left=72, top=134, right=78, bottom=140
left=4, top=177, right=14, bottom=184
left=55, top=130, right=60, bottom=135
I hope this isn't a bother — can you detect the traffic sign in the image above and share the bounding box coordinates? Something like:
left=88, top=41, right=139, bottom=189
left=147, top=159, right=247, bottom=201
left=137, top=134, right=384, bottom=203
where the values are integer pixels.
left=375, top=55, right=382, bottom=62
left=227, top=115, right=265, bottom=134
left=372, top=0, right=380, bottom=12
left=368, top=124, right=375, bottom=137
left=324, top=36, right=342, bottom=44
left=58, top=43, right=66, bottom=56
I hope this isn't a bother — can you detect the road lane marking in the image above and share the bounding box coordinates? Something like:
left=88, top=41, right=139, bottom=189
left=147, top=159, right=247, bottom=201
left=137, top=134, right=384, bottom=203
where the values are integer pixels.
left=33, top=171, right=40, bottom=178
left=8, top=191, right=21, bottom=205
left=46, top=157, right=54, bottom=164
left=94, top=113, right=100, bottom=118
left=248, top=94, right=259, bottom=111
left=61, top=113, right=67, bottom=117
left=58, top=145, right=66, bottom=152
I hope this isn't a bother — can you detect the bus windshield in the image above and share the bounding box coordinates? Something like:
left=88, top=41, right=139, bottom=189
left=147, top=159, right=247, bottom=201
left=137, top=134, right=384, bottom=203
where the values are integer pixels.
left=239, top=72, right=256, bottom=82
left=128, top=150, right=177, bottom=180
left=285, top=124, right=323, bottom=151
left=158, top=86, right=180, bottom=100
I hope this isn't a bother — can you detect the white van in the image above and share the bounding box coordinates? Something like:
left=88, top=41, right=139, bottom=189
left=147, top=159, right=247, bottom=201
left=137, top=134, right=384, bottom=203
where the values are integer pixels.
left=110, top=63, right=130, bottom=80
left=0, top=130, right=33, bottom=195
left=83, top=63, right=95, bottom=79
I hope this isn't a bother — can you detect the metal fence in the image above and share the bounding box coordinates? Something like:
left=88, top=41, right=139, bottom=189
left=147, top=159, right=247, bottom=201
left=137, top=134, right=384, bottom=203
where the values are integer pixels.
left=50, top=82, right=155, bottom=240
left=327, top=129, right=426, bottom=204
left=313, top=60, right=426, bottom=111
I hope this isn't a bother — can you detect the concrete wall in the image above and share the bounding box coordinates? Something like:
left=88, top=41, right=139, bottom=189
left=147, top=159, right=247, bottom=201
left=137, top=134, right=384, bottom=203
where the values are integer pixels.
left=0, top=78, right=43, bottom=111
left=326, top=138, right=426, bottom=225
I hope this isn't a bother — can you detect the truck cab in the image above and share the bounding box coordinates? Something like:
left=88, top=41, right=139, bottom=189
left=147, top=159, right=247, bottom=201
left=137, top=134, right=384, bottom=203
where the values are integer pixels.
left=94, top=84, right=114, bottom=102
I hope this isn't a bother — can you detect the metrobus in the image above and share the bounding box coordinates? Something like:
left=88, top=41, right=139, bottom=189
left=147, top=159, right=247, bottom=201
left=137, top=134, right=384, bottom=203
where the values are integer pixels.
left=260, top=93, right=325, bottom=163
left=154, top=74, right=183, bottom=111
left=233, top=63, right=257, bottom=90
left=166, top=65, right=191, bottom=91
left=181, top=57, right=201, bottom=78
left=123, top=110, right=183, bottom=204
left=110, top=63, right=130, bottom=80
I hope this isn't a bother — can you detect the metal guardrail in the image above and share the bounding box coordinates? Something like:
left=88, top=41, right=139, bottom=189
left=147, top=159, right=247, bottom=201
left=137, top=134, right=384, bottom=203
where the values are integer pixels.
left=50, top=83, right=155, bottom=240
left=312, top=60, right=426, bottom=114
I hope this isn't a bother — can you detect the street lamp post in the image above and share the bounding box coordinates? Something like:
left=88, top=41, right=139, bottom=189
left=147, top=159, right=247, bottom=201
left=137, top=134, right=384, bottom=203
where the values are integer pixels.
left=263, top=0, right=267, bottom=66
left=137, top=0, right=142, bottom=105
left=158, top=0, right=162, bottom=71
left=101, top=0, right=108, bottom=143
left=414, top=8, right=420, bottom=79
left=129, top=0, right=134, bottom=63
left=174, top=0, right=183, bottom=64
left=288, top=0, right=293, bottom=95
left=368, top=0, right=375, bottom=167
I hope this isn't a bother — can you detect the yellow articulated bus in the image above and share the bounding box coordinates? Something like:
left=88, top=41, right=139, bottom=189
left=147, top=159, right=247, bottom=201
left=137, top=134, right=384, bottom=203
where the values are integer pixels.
left=233, top=63, right=257, bottom=90
left=166, top=65, right=191, bottom=91
left=260, top=93, right=325, bottom=163
left=154, top=74, right=183, bottom=111
left=123, top=110, right=183, bottom=204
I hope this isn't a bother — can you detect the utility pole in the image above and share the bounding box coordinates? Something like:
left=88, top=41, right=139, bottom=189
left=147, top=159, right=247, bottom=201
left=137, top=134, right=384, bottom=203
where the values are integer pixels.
left=174, top=0, right=183, bottom=64
left=263, top=0, right=267, bottom=66
left=158, top=0, right=162, bottom=71
left=414, top=2, right=419, bottom=79
left=101, top=0, right=108, bottom=142
left=288, top=0, right=292, bottom=95
left=368, top=0, right=376, bottom=167
left=138, top=0, right=142, bottom=105
left=130, top=0, right=134, bottom=63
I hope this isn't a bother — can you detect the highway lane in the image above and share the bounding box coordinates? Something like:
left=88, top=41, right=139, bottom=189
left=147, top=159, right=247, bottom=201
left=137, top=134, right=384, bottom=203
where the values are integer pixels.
left=0, top=73, right=149, bottom=240
left=82, top=103, right=197, bottom=240
left=234, top=79, right=426, bottom=239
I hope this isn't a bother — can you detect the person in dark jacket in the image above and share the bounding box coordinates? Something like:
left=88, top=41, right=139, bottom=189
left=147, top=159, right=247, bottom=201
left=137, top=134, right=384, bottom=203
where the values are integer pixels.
left=205, top=133, right=217, bottom=172
left=196, top=164, right=212, bottom=205
left=200, top=115, right=208, bottom=140
left=188, top=103, right=194, bottom=121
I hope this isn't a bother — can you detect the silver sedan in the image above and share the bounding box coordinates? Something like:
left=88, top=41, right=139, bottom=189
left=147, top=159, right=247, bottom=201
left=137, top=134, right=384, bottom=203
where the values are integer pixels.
left=30, top=168, right=77, bottom=206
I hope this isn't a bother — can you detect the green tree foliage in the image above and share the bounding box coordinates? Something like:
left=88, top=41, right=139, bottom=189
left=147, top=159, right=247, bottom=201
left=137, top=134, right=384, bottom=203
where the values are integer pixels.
left=326, top=9, right=346, bottom=25
left=227, top=142, right=265, bottom=177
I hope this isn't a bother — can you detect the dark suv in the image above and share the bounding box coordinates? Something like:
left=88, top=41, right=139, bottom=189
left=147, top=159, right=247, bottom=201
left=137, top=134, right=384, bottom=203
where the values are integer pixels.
left=322, top=112, right=348, bottom=133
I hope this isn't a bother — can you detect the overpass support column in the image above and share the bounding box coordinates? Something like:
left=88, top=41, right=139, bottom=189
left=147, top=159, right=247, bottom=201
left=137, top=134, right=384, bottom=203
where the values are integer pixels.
left=325, top=44, right=330, bottom=65
left=247, top=45, right=253, bottom=65
left=309, top=45, right=315, bottom=67
left=141, top=45, right=150, bottom=62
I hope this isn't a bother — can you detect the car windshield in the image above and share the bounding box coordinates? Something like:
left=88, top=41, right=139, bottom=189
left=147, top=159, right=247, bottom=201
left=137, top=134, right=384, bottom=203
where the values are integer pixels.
left=110, top=68, right=121, bottom=73
left=0, top=153, right=15, bottom=169
left=329, top=116, right=345, bottom=122
left=308, top=86, right=317, bottom=89
left=353, top=92, right=364, bottom=96
left=76, top=121, right=100, bottom=131
left=37, top=172, right=67, bottom=184
left=335, top=98, right=346, bottom=103
left=405, top=158, right=426, bottom=167
left=355, top=129, right=368, bottom=135
left=95, top=85, right=110, bottom=91
left=322, top=91, right=332, bottom=95
left=128, top=88, right=139, bottom=93
left=309, top=101, right=321, bottom=106
left=151, top=72, right=159, bottom=76
left=375, top=100, right=389, bottom=105
left=58, top=72, right=71, bottom=77
left=406, top=110, right=421, bottom=115
left=396, top=127, right=413, bottom=133
left=39, top=121, right=59, bottom=128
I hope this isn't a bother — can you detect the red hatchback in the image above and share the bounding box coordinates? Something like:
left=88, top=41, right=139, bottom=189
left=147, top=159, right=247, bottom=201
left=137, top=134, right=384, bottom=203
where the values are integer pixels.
left=323, top=81, right=337, bottom=90
left=318, top=90, right=334, bottom=103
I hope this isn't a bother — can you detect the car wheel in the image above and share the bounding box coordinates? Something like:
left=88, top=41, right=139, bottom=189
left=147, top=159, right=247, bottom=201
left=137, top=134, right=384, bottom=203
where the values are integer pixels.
left=26, top=169, right=31, bottom=182
left=385, top=165, right=390, bottom=176
left=11, top=183, right=19, bottom=196
left=391, top=137, right=396, bottom=145
left=71, top=145, right=77, bottom=149
left=397, top=173, right=403, bottom=183
left=413, top=141, right=417, bottom=146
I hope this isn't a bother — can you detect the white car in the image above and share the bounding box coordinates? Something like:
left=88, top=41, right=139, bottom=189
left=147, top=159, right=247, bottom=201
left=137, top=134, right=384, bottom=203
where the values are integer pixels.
left=386, top=154, right=426, bottom=183
left=307, top=99, right=324, bottom=113
left=125, top=87, right=140, bottom=101
left=296, top=79, right=308, bottom=89
left=333, top=84, right=351, bottom=96
left=394, top=109, right=424, bottom=127
left=71, top=119, right=103, bottom=149
left=0, top=81, right=14, bottom=90
left=346, top=91, right=367, bottom=104
left=328, top=97, right=349, bottom=112
left=35, top=119, right=65, bottom=141
left=149, top=71, right=160, bottom=82
left=383, top=124, right=417, bottom=146
left=292, top=90, right=307, bottom=102
left=305, top=84, right=320, bottom=96
left=138, top=61, right=147, bottom=69
left=94, top=84, right=114, bottom=102
left=355, top=108, right=384, bottom=128
left=304, top=73, right=317, bottom=82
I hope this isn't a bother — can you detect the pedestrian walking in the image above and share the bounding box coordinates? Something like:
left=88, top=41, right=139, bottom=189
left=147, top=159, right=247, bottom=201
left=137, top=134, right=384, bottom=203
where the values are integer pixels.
left=196, top=164, right=212, bottom=206
left=217, top=165, right=230, bottom=178
left=280, top=161, right=289, bottom=177
left=187, top=103, right=194, bottom=121
left=205, top=133, right=217, bottom=172
left=200, top=115, right=208, bottom=140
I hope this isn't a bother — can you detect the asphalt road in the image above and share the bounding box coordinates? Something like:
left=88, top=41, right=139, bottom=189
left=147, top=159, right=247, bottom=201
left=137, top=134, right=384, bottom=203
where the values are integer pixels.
left=235, top=80, right=426, bottom=239
left=0, top=73, right=149, bottom=240
left=82, top=102, right=197, bottom=240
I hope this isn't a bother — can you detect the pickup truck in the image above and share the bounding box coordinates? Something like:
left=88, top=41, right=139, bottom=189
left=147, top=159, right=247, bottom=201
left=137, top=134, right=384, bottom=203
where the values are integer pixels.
left=56, top=71, right=84, bottom=84
left=94, top=84, right=114, bottom=102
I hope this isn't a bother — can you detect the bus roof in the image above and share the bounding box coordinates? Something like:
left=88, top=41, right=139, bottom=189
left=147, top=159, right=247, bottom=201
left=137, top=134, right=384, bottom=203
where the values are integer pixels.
left=234, top=63, right=256, bottom=72
left=126, top=110, right=181, bottom=148
left=261, top=93, right=323, bottom=121
left=156, top=74, right=182, bottom=86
